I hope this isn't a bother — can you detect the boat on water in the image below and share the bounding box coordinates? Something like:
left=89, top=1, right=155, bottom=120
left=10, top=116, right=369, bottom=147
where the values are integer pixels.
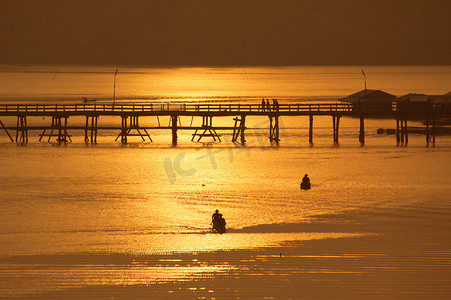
left=212, top=216, right=226, bottom=233
left=300, top=174, right=311, bottom=190
left=300, top=182, right=311, bottom=190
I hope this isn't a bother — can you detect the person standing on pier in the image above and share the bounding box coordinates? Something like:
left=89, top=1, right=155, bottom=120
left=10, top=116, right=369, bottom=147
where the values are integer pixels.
left=273, top=99, right=279, bottom=111
left=261, top=98, right=266, bottom=111
left=266, top=99, right=271, bottom=112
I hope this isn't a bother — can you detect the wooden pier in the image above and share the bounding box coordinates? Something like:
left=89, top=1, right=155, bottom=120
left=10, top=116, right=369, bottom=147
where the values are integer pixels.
left=0, top=102, right=450, bottom=145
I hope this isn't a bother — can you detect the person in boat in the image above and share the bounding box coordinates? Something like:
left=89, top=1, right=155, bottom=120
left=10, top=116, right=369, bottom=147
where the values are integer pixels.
left=212, top=209, right=226, bottom=231
left=212, top=209, right=222, bottom=222
left=302, top=174, right=310, bottom=185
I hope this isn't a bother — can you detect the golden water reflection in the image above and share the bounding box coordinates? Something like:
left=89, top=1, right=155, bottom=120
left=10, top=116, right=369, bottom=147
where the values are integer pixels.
left=1, top=232, right=367, bottom=297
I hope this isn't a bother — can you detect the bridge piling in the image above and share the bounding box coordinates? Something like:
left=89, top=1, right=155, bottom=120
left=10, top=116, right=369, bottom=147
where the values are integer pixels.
left=359, top=115, right=365, bottom=144
left=309, top=115, right=313, bottom=144
left=16, top=115, right=28, bottom=143
left=171, top=115, right=178, bottom=145
left=85, top=115, right=98, bottom=143
left=0, top=120, right=14, bottom=142
left=269, top=114, right=280, bottom=142
left=332, top=115, right=341, bottom=143
left=232, top=115, right=246, bottom=144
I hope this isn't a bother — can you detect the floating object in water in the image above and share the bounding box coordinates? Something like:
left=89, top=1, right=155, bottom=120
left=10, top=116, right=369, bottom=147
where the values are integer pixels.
left=300, top=182, right=311, bottom=190
left=212, top=216, right=226, bottom=234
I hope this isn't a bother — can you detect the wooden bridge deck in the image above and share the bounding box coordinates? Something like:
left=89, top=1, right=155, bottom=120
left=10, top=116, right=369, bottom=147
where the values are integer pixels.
left=0, top=102, right=400, bottom=116
left=0, top=102, right=449, bottom=145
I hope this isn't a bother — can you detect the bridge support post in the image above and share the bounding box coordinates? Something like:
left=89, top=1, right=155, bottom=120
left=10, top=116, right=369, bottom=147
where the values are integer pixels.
left=115, top=116, right=152, bottom=143
left=396, top=117, right=400, bottom=144
left=359, top=115, right=365, bottom=144
left=398, top=116, right=408, bottom=145
left=85, top=115, right=99, bottom=143
left=0, top=120, right=14, bottom=142
left=432, top=114, right=436, bottom=144
left=171, top=115, right=178, bottom=145
left=309, top=115, right=313, bottom=144
left=404, top=117, right=408, bottom=145
left=232, top=115, right=246, bottom=144
left=333, top=115, right=340, bottom=144
left=191, top=116, right=221, bottom=142
left=39, top=115, right=71, bottom=143
left=121, top=116, right=128, bottom=143
left=15, top=115, right=28, bottom=143
left=269, top=114, right=280, bottom=142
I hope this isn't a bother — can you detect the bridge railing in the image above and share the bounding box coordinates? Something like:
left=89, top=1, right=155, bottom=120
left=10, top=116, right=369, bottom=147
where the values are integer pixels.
left=0, top=102, right=356, bottom=113
left=0, top=102, right=448, bottom=114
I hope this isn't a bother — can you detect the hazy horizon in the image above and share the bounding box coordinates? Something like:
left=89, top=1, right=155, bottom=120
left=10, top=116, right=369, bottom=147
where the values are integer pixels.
left=1, top=0, right=451, bottom=67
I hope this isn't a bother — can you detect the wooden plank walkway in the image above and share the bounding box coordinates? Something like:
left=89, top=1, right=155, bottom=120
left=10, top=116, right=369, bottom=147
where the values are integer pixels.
left=0, top=102, right=376, bottom=116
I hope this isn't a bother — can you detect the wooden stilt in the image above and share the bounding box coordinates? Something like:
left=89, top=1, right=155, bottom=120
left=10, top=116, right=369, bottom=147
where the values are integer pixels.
left=85, top=115, right=99, bottom=143
left=432, top=114, right=436, bottom=144
left=240, top=115, right=246, bottom=144
left=0, top=120, right=14, bottom=142
left=404, top=118, right=408, bottom=145
left=269, top=114, right=280, bottom=142
left=122, top=116, right=127, bottom=143
left=332, top=115, right=340, bottom=144
left=115, top=115, right=151, bottom=143
left=400, top=117, right=405, bottom=144
left=92, top=116, right=98, bottom=143
left=232, top=115, right=246, bottom=144
left=38, top=115, right=71, bottom=143
left=192, top=115, right=221, bottom=142
left=359, top=115, right=365, bottom=144
left=396, top=117, right=400, bottom=144
left=15, top=116, right=19, bottom=142
left=85, top=116, right=89, bottom=143
left=309, top=115, right=313, bottom=144
left=171, top=115, right=178, bottom=145
left=15, top=115, right=28, bottom=143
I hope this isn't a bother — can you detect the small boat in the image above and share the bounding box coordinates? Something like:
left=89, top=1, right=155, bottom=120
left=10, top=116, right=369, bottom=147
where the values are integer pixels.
left=212, top=216, right=226, bottom=233
left=300, top=182, right=311, bottom=190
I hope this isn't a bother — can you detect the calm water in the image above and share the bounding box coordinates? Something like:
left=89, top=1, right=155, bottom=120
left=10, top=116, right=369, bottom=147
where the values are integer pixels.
left=0, top=65, right=450, bottom=102
left=0, top=66, right=450, bottom=298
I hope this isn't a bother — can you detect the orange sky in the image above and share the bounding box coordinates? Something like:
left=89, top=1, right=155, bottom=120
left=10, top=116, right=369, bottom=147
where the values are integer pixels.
left=1, top=0, right=450, bottom=66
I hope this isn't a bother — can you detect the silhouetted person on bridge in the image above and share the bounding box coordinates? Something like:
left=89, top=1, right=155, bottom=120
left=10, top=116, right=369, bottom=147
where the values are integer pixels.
left=273, top=99, right=279, bottom=111
left=262, top=99, right=266, bottom=111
